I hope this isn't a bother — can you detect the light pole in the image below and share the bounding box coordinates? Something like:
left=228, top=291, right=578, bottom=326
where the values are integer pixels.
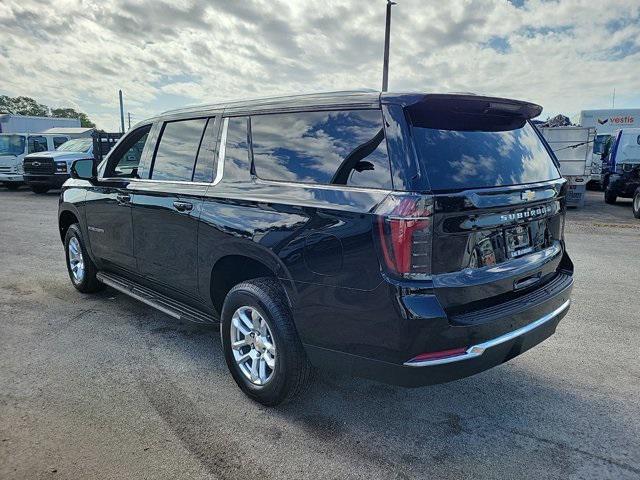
left=118, top=90, right=125, bottom=134
left=382, top=0, right=396, bottom=92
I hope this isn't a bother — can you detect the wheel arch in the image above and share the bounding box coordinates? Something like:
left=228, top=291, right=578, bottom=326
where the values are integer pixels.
left=209, top=254, right=295, bottom=317
left=58, top=208, right=80, bottom=242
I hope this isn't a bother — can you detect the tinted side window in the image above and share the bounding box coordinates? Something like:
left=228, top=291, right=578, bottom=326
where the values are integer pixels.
left=151, top=118, right=207, bottom=181
left=251, top=110, right=391, bottom=188
left=28, top=136, right=48, bottom=153
left=193, top=118, right=217, bottom=183
left=222, top=117, right=251, bottom=182
left=104, top=125, right=151, bottom=178
left=53, top=137, right=69, bottom=149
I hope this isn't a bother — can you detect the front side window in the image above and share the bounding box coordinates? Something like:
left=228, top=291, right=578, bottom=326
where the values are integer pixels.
left=104, top=125, right=151, bottom=178
left=28, top=136, right=48, bottom=154
left=53, top=137, right=69, bottom=149
left=251, top=110, right=392, bottom=188
left=151, top=118, right=207, bottom=181
left=0, top=135, right=25, bottom=156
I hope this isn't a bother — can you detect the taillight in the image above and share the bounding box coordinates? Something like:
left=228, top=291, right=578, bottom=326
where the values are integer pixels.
left=374, top=193, right=434, bottom=279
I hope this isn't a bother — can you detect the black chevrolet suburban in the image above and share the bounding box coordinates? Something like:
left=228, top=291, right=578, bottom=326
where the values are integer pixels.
left=58, top=91, right=574, bottom=405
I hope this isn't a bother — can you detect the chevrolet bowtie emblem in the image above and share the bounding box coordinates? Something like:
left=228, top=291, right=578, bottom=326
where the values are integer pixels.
left=521, top=190, right=535, bottom=202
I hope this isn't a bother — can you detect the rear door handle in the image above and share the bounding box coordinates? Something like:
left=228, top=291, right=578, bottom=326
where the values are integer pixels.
left=116, top=193, right=131, bottom=205
left=173, top=201, right=193, bottom=212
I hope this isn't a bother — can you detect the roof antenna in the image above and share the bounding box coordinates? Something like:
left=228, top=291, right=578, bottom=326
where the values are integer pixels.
left=382, top=0, right=397, bottom=92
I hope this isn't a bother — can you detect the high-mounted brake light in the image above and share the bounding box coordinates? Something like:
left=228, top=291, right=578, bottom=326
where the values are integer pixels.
left=374, top=193, right=434, bottom=279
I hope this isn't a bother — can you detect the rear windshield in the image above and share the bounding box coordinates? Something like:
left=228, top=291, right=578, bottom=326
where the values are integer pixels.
left=412, top=122, right=560, bottom=191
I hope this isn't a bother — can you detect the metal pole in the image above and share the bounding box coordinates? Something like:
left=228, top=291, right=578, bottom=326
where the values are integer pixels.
left=612, top=88, right=616, bottom=108
left=128, top=112, right=131, bottom=130
left=118, top=90, right=125, bottom=134
left=382, top=1, right=396, bottom=92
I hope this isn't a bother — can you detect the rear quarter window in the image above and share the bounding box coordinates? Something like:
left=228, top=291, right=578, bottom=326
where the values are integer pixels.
left=251, top=110, right=392, bottom=189
left=412, top=123, right=560, bottom=191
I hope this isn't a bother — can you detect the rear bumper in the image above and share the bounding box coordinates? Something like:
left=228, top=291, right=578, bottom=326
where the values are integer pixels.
left=304, top=271, right=573, bottom=387
left=23, top=174, right=69, bottom=188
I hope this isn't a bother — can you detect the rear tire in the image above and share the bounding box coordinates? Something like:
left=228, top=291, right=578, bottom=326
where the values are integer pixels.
left=31, top=185, right=49, bottom=194
left=604, top=188, right=617, bottom=205
left=4, top=183, right=20, bottom=191
left=633, top=189, right=640, bottom=219
left=221, top=277, right=313, bottom=406
left=64, top=224, right=102, bottom=293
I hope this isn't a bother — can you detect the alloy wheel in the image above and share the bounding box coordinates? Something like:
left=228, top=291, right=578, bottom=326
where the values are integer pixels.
left=230, top=306, right=276, bottom=386
left=68, top=237, right=85, bottom=284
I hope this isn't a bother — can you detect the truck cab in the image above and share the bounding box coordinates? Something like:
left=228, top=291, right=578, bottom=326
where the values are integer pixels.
left=23, top=138, right=95, bottom=193
left=0, top=134, right=70, bottom=189
left=604, top=128, right=640, bottom=204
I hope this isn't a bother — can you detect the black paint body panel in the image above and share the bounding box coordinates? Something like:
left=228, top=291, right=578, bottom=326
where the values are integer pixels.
left=58, top=91, right=574, bottom=387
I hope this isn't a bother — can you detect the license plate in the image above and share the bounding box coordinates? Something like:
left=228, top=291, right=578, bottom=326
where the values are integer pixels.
left=505, top=225, right=532, bottom=258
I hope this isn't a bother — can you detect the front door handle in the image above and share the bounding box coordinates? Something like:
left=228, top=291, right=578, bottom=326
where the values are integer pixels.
left=116, top=193, right=131, bottom=205
left=173, top=201, right=193, bottom=212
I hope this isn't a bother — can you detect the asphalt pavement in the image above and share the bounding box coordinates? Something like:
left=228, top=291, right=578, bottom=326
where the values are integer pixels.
left=1, top=188, right=639, bottom=480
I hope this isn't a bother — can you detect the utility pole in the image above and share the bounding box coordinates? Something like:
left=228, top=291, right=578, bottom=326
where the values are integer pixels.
left=612, top=88, right=616, bottom=108
left=382, top=0, right=397, bottom=92
left=118, top=90, right=125, bottom=134
left=128, top=112, right=132, bottom=130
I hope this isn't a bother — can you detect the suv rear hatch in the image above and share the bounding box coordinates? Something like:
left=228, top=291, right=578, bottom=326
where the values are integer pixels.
left=376, top=94, right=569, bottom=320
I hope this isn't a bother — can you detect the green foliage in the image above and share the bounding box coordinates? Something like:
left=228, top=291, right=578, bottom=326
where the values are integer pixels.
left=0, top=95, right=49, bottom=116
left=50, top=108, right=96, bottom=128
left=0, top=95, right=96, bottom=128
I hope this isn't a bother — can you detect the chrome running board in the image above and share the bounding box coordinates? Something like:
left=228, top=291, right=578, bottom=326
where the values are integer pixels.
left=96, top=271, right=217, bottom=324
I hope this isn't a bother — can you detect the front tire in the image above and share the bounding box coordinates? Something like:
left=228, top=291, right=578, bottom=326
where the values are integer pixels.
left=4, top=183, right=20, bottom=191
left=31, top=185, right=49, bottom=194
left=633, top=188, right=640, bottom=219
left=221, top=278, right=313, bottom=406
left=604, top=188, right=617, bottom=205
left=64, top=224, right=102, bottom=293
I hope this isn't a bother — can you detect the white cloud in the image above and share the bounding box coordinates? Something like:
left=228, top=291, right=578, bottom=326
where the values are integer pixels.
left=0, top=0, right=638, bottom=130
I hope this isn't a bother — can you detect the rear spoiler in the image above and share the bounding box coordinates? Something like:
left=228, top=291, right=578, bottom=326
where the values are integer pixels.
left=405, top=94, right=543, bottom=132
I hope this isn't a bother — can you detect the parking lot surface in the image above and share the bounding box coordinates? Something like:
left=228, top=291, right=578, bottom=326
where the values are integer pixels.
left=1, top=188, right=639, bottom=480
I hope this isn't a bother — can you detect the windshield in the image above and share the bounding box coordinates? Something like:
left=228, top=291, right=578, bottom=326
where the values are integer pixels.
left=412, top=122, right=561, bottom=191
left=593, top=135, right=611, bottom=155
left=0, top=135, right=26, bottom=156
left=56, top=138, right=93, bottom=152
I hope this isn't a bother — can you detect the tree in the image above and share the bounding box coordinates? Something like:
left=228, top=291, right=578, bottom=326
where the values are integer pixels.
left=0, top=95, right=49, bottom=116
left=0, top=95, right=96, bottom=128
left=50, top=107, right=96, bottom=128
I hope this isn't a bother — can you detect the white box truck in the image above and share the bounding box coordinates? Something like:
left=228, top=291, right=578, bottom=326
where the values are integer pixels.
left=0, top=114, right=80, bottom=134
left=580, top=109, right=640, bottom=186
left=539, top=126, right=595, bottom=207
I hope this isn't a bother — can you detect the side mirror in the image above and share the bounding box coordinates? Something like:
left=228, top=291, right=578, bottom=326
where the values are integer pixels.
left=71, top=159, right=96, bottom=181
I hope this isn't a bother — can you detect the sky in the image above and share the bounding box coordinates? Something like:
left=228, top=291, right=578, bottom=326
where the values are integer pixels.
left=1, top=0, right=639, bottom=131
